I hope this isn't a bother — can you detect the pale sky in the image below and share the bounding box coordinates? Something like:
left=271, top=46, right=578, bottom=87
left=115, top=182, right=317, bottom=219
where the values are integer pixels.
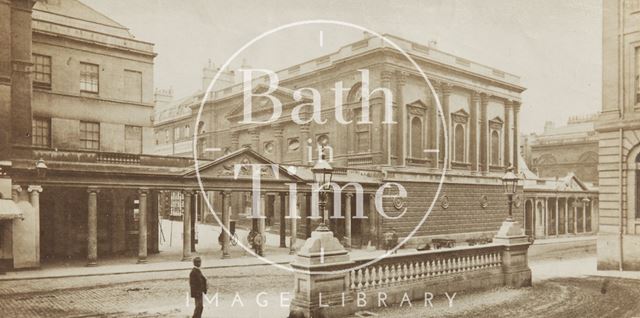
left=82, top=0, right=602, bottom=133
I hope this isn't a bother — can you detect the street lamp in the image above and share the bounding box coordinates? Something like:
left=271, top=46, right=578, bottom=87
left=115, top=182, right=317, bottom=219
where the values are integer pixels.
left=501, top=165, right=519, bottom=222
left=35, top=158, right=48, bottom=179
left=311, top=145, right=333, bottom=232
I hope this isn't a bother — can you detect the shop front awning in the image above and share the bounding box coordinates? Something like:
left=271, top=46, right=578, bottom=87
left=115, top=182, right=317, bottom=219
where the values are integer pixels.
left=0, top=199, right=22, bottom=220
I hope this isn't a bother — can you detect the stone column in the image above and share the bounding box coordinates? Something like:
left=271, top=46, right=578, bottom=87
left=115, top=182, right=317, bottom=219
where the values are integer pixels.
left=512, top=102, right=521, bottom=173
left=544, top=198, right=549, bottom=237
left=280, top=193, right=287, bottom=248
left=289, top=192, right=298, bottom=255
left=345, top=193, right=353, bottom=250
left=396, top=72, right=407, bottom=166
left=564, top=198, right=569, bottom=234
left=470, top=92, right=480, bottom=171
left=250, top=128, right=260, bottom=152
left=368, top=193, right=378, bottom=249
left=273, top=124, right=284, bottom=163
left=381, top=70, right=393, bottom=165
left=10, top=1, right=34, bottom=149
left=504, top=101, right=512, bottom=166
left=582, top=201, right=589, bottom=233
left=441, top=83, right=452, bottom=170
left=28, top=185, right=42, bottom=265
left=259, top=194, right=266, bottom=255
left=573, top=199, right=578, bottom=234
left=87, top=187, right=99, bottom=266
left=182, top=190, right=193, bottom=261
left=480, top=93, right=489, bottom=173
left=428, top=87, right=438, bottom=168
left=231, top=132, right=239, bottom=151
left=554, top=197, right=559, bottom=237
left=221, top=191, right=231, bottom=259
left=137, top=188, right=149, bottom=263
left=300, top=124, right=310, bottom=165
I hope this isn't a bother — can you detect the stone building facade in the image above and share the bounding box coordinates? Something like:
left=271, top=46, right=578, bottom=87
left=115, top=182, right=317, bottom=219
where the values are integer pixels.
left=523, top=114, right=599, bottom=185
left=0, top=0, right=181, bottom=269
left=598, top=0, right=640, bottom=270
left=155, top=33, right=527, bottom=248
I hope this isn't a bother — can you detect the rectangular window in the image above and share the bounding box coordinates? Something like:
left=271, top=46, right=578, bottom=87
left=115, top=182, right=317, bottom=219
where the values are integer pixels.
left=174, top=126, right=180, bottom=142
left=125, top=125, right=142, bottom=154
left=31, top=117, right=51, bottom=147
left=32, top=54, right=51, bottom=89
left=170, top=192, right=184, bottom=216
left=80, top=121, right=100, bottom=150
left=80, top=62, right=99, bottom=93
left=124, top=70, right=142, bottom=102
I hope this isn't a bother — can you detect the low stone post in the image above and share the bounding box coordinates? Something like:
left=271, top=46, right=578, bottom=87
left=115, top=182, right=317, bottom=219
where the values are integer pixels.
left=494, top=219, right=532, bottom=288
left=290, top=230, right=354, bottom=318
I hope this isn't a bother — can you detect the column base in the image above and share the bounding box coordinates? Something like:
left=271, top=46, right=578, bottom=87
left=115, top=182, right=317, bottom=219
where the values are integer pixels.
left=289, top=249, right=296, bottom=255
left=222, top=253, right=231, bottom=259
left=137, top=258, right=147, bottom=264
left=86, top=261, right=98, bottom=267
left=181, top=256, right=192, bottom=262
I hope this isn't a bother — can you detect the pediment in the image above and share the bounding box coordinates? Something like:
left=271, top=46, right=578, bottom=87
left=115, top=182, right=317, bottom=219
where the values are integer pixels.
left=450, top=109, right=469, bottom=123
left=184, top=148, right=303, bottom=182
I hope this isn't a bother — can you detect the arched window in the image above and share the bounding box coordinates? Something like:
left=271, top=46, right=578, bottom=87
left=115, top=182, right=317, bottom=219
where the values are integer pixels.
left=184, top=125, right=190, bottom=138
left=491, top=130, right=500, bottom=165
left=411, top=117, right=423, bottom=158
left=454, top=124, right=465, bottom=162
left=347, top=82, right=362, bottom=103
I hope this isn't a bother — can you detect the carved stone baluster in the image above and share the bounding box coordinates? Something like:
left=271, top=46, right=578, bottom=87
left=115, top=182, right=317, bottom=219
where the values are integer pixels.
left=377, top=266, right=384, bottom=286
left=350, top=271, right=355, bottom=289
left=357, top=269, right=363, bottom=288
left=364, top=268, right=370, bottom=287
left=384, top=265, right=390, bottom=284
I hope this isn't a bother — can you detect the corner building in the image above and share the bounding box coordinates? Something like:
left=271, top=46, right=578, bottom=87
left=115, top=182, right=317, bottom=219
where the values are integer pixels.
left=598, top=0, right=640, bottom=270
left=157, top=33, right=527, bottom=248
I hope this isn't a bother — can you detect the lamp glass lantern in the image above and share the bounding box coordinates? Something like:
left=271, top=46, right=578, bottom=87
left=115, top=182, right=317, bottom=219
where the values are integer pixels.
left=311, top=145, right=334, bottom=232
left=501, top=165, right=519, bottom=221
left=501, top=166, right=518, bottom=195
left=35, top=158, right=48, bottom=179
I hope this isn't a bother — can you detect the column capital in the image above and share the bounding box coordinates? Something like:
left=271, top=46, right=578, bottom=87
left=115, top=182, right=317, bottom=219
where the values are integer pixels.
left=512, top=101, right=521, bottom=112
left=300, top=123, right=310, bottom=133
left=272, top=124, right=284, bottom=137
left=471, top=91, right=481, bottom=102
left=138, top=188, right=150, bottom=195
left=440, top=82, right=452, bottom=96
left=396, top=71, right=408, bottom=85
left=381, top=70, right=393, bottom=81
left=12, top=185, right=23, bottom=193
left=182, top=189, right=196, bottom=196
left=221, top=190, right=232, bottom=197
left=345, top=192, right=354, bottom=198
left=27, top=185, right=43, bottom=193
left=480, top=92, right=491, bottom=104
left=87, top=187, right=100, bottom=194
left=505, top=100, right=513, bottom=109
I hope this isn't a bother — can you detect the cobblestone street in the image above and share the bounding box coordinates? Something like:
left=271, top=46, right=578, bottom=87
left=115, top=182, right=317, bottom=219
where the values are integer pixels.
left=2, top=252, right=640, bottom=317
left=0, top=265, right=293, bottom=318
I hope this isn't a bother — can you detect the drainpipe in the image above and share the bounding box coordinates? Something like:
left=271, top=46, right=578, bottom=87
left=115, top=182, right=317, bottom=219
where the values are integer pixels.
left=619, top=127, right=624, bottom=271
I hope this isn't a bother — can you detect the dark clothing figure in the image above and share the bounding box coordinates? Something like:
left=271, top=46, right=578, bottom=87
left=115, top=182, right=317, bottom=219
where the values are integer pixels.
left=190, top=265, right=207, bottom=318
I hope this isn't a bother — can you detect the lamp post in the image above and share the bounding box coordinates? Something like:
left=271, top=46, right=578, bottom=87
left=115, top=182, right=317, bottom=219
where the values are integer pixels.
left=501, top=165, right=519, bottom=222
left=35, top=158, right=48, bottom=179
left=311, top=145, right=333, bottom=232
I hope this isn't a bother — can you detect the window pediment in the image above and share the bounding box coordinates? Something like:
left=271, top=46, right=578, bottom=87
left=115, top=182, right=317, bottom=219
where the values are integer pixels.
left=450, top=109, right=469, bottom=124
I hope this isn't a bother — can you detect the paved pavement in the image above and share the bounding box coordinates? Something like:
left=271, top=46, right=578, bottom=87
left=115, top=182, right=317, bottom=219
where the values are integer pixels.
left=4, top=234, right=639, bottom=318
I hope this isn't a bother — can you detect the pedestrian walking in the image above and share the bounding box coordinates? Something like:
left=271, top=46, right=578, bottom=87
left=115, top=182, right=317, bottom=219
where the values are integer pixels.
left=189, top=257, right=207, bottom=318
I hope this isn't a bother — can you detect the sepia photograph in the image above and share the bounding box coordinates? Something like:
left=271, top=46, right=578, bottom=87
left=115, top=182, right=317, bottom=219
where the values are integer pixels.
left=0, top=0, right=638, bottom=317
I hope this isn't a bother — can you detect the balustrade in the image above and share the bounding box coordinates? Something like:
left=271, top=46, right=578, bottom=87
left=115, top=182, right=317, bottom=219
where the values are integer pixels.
left=349, top=245, right=503, bottom=291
